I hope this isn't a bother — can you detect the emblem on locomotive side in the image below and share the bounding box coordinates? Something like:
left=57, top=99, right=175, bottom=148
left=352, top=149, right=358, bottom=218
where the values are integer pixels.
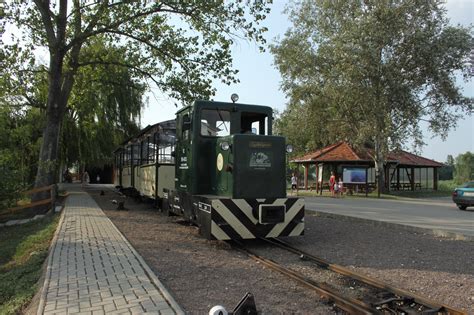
left=217, top=153, right=224, bottom=171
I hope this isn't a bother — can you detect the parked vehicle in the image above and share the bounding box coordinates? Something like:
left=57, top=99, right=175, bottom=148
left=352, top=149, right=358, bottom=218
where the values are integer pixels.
left=452, top=181, right=474, bottom=210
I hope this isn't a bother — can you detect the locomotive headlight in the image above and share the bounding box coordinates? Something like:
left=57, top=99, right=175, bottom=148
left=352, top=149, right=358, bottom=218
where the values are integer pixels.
left=220, top=141, right=230, bottom=151
left=231, top=93, right=239, bottom=103
left=286, top=144, right=294, bottom=153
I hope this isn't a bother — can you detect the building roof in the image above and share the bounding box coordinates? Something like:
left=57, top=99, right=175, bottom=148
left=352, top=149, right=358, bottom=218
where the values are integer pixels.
left=386, top=150, right=444, bottom=167
left=291, top=141, right=444, bottom=167
left=291, top=142, right=370, bottom=163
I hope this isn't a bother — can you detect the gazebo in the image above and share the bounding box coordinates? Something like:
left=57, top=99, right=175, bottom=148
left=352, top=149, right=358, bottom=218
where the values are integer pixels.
left=291, top=142, right=444, bottom=193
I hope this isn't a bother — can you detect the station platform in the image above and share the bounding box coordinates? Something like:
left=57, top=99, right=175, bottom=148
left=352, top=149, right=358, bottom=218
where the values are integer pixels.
left=38, top=184, right=183, bottom=315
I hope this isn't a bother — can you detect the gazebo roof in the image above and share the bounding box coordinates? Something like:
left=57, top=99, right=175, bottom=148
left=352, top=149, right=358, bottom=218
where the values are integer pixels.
left=386, top=150, right=444, bottom=167
left=291, top=141, right=444, bottom=167
left=291, top=142, right=370, bottom=163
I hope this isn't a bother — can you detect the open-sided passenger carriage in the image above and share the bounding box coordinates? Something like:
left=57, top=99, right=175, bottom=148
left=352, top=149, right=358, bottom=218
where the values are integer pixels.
left=114, top=120, right=176, bottom=205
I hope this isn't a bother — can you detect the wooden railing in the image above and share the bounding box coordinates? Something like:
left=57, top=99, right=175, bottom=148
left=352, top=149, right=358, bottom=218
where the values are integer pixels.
left=7, top=184, right=56, bottom=214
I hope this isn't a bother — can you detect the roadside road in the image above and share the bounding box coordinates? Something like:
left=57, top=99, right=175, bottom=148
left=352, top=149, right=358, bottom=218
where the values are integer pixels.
left=303, top=196, right=474, bottom=237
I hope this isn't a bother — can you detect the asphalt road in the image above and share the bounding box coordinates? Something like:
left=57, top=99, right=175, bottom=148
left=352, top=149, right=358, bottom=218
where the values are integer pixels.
left=304, top=196, right=474, bottom=237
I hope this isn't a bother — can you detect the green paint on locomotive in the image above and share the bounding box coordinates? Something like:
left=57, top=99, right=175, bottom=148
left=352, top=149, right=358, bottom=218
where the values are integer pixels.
left=175, top=100, right=287, bottom=199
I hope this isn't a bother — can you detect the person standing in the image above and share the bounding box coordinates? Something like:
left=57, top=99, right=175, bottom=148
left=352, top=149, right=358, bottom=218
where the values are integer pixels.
left=329, top=171, right=336, bottom=197
left=291, top=173, right=298, bottom=195
left=63, top=169, right=71, bottom=183
left=82, top=171, right=90, bottom=186
left=338, top=177, right=344, bottom=197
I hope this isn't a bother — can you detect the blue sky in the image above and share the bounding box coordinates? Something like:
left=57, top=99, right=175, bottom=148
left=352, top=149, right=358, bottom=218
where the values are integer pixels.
left=142, top=1, right=473, bottom=163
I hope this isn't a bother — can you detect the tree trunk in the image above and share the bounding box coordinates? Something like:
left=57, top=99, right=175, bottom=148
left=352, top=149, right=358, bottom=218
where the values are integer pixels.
left=34, top=52, right=68, bottom=189
left=34, top=104, right=65, bottom=188
left=374, top=137, right=386, bottom=197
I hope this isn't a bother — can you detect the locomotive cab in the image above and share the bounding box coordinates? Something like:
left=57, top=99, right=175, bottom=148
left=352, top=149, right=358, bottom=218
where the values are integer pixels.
left=164, top=100, right=304, bottom=240
left=175, top=101, right=285, bottom=198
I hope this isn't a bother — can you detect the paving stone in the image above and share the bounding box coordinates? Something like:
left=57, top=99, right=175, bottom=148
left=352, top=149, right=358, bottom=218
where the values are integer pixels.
left=130, top=306, right=144, bottom=314
left=155, top=301, right=173, bottom=311
left=67, top=305, right=80, bottom=314
left=140, top=299, right=157, bottom=312
left=80, top=306, right=103, bottom=313
left=103, top=302, right=117, bottom=313
left=79, top=301, right=91, bottom=309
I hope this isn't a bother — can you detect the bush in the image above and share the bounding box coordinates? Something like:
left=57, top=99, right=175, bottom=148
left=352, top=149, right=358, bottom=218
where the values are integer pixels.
left=0, top=152, right=25, bottom=210
left=438, top=180, right=457, bottom=191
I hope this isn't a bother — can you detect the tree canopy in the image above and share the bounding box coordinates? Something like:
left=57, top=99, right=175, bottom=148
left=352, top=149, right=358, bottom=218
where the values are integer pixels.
left=271, top=0, right=473, bottom=193
left=1, top=1, right=271, bottom=187
left=61, top=38, right=145, bottom=169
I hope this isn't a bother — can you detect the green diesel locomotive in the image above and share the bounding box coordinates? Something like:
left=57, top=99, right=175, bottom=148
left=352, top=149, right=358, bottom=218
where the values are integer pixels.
left=114, top=99, right=304, bottom=240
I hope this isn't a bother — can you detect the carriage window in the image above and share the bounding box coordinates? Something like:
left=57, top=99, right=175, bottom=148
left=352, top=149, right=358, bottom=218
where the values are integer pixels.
left=124, top=146, right=131, bottom=166
left=140, top=134, right=158, bottom=164
left=157, top=130, right=176, bottom=164
left=132, top=144, right=140, bottom=165
left=140, top=137, right=150, bottom=165
left=201, top=109, right=230, bottom=137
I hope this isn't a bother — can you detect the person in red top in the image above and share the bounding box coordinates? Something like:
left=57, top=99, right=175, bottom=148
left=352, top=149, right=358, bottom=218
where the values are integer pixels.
left=329, top=171, right=336, bottom=197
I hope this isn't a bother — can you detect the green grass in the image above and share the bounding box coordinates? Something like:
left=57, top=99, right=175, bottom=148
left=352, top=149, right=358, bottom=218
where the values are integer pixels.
left=0, top=214, right=59, bottom=315
left=291, top=189, right=401, bottom=199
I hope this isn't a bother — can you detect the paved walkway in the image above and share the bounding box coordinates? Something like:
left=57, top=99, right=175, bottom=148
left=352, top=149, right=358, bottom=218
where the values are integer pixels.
left=38, top=185, right=183, bottom=315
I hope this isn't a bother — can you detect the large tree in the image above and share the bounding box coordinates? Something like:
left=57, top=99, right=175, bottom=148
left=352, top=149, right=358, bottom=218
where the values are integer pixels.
left=1, top=1, right=270, bottom=188
left=271, top=0, right=473, bottom=195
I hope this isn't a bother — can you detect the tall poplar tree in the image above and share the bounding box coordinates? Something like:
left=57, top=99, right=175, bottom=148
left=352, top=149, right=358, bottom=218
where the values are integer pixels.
left=1, top=1, right=270, bottom=188
left=271, top=0, right=473, bottom=195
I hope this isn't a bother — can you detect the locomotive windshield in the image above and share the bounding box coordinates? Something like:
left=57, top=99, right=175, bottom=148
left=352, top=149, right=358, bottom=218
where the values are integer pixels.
left=201, top=109, right=231, bottom=137
left=200, top=108, right=270, bottom=137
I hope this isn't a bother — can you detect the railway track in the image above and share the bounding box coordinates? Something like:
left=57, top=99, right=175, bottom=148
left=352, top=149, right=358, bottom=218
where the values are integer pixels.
left=230, top=238, right=466, bottom=315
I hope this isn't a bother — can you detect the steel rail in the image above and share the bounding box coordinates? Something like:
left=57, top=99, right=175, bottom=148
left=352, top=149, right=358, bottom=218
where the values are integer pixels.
left=230, top=241, right=379, bottom=315
left=262, top=238, right=466, bottom=315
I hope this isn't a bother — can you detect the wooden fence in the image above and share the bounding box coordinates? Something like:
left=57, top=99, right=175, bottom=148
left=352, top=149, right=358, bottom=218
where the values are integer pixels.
left=6, top=184, right=57, bottom=214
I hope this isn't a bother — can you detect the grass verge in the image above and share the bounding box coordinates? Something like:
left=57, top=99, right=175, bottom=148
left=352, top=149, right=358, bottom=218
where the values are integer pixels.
left=292, top=190, right=402, bottom=199
left=0, top=214, right=60, bottom=315
left=289, top=183, right=454, bottom=199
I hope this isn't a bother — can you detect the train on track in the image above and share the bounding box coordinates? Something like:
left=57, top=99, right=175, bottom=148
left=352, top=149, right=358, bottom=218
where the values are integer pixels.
left=113, top=97, right=304, bottom=240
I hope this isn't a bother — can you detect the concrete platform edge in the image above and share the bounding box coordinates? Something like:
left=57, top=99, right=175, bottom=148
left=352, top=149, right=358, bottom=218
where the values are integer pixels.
left=37, top=209, right=66, bottom=315
left=105, top=212, right=185, bottom=315
left=310, top=210, right=474, bottom=241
